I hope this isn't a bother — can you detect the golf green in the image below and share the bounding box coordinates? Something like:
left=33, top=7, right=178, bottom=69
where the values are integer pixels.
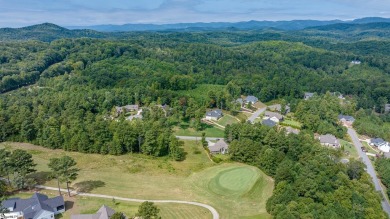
left=208, top=166, right=260, bottom=197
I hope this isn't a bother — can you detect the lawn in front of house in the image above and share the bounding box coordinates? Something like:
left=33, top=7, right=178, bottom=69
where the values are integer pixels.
left=340, top=139, right=359, bottom=159
left=173, top=121, right=225, bottom=137
left=361, top=141, right=379, bottom=154
left=280, top=119, right=302, bottom=129
left=216, top=115, right=240, bottom=127
left=1, top=141, right=273, bottom=219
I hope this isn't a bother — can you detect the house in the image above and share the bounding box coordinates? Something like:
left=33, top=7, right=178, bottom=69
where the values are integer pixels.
left=370, top=138, right=385, bottom=147
left=264, top=111, right=284, bottom=123
left=379, top=142, right=390, bottom=153
left=318, top=134, right=340, bottom=148
left=245, top=96, right=258, bottom=104
left=385, top=104, right=390, bottom=113
left=208, top=139, right=229, bottom=154
left=304, top=92, right=314, bottom=100
left=1, top=193, right=65, bottom=219
left=115, top=105, right=139, bottom=115
left=338, top=115, right=355, bottom=126
left=284, top=126, right=300, bottom=135
left=205, top=109, right=223, bottom=121
left=71, top=205, right=115, bottom=219
left=351, top=60, right=361, bottom=65
left=262, top=118, right=277, bottom=127
left=331, top=92, right=345, bottom=100
left=267, top=104, right=290, bottom=114
left=384, top=152, right=390, bottom=159
left=235, top=98, right=244, bottom=106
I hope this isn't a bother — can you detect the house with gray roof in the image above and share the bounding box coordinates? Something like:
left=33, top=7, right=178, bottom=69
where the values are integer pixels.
left=264, top=111, right=284, bottom=123
left=262, top=118, right=277, bottom=127
left=208, top=139, right=229, bottom=154
left=245, top=96, right=258, bottom=104
left=318, top=134, right=340, bottom=148
left=71, top=205, right=116, bottom=219
left=370, top=138, right=385, bottom=147
left=1, top=193, right=65, bottom=219
left=205, top=109, right=223, bottom=121
left=115, top=105, right=139, bottom=115
left=304, top=92, right=315, bottom=100
left=338, top=114, right=355, bottom=126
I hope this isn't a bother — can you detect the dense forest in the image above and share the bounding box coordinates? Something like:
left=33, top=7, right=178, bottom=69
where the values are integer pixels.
left=1, top=22, right=390, bottom=217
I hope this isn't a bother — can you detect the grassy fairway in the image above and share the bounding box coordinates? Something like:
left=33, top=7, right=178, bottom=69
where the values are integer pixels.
left=1, top=141, right=273, bottom=219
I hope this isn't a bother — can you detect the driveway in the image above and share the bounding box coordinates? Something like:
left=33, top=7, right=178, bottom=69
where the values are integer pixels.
left=247, top=107, right=266, bottom=123
left=347, top=128, right=390, bottom=216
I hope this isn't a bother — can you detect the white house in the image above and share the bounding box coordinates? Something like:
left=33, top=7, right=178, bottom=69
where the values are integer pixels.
left=378, top=142, right=390, bottom=153
left=205, top=109, right=223, bottom=121
left=264, top=111, right=284, bottom=123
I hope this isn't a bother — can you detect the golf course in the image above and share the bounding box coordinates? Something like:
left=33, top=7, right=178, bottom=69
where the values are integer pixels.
left=1, top=141, right=274, bottom=219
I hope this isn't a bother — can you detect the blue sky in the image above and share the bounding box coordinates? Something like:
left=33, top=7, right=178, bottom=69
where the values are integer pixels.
left=0, top=0, right=389, bottom=27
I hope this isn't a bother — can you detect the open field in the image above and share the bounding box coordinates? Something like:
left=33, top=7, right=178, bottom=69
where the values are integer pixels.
left=1, top=141, right=274, bottom=219
left=217, top=115, right=240, bottom=127
left=174, top=121, right=225, bottom=137
left=280, top=119, right=302, bottom=129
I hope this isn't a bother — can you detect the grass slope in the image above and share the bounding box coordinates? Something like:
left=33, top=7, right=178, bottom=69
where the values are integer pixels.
left=1, top=141, right=273, bottom=219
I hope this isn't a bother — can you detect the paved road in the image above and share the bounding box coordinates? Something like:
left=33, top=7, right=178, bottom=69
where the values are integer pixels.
left=247, top=107, right=266, bottom=123
left=36, top=185, right=219, bottom=219
left=176, top=136, right=221, bottom=141
left=347, top=128, right=390, bottom=216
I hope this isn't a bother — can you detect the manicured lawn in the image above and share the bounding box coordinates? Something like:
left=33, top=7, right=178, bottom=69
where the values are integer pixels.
left=340, top=139, right=359, bottom=159
left=217, top=115, right=239, bottom=127
left=361, top=141, right=379, bottom=154
left=174, top=122, right=225, bottom=138
left=13, top=191, right=211, bottom=219
left=1, top=141, right=274, bottom=219
left=280, top=119, right=302, bottom=128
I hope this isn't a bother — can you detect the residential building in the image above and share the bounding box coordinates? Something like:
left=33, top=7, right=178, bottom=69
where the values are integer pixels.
left=115, top=105, right=139, bottom=115
left=262, top=118, right=277, bottom=127
left=284, top=126, right=300, bottom=135
left=370, top=138, right=385, bottom=147
left=338, top=114, right=355, bottom=126
left=208, top=139, right=229, bottom=154
left=205, top=109, right=223, bottom=121
left=379, top=143, right=390, bottom=153
left=1, top=193, right=65, bottom=219
left=126, top=114, right=143, bottom=121
left=318, top=134, right=341, bottom=148
left=267, top=104, right=291, bottom=114
left=71, top=205, right=115, bottom=219
left=304, top=92, right=314, bottom=100
left=264, top=111, right=284, bottom=123
left=385, top=104, right=390, bottom=113
left=351, top=60, right=361, bottom=65
left=245, top=96, right=258, bottom=104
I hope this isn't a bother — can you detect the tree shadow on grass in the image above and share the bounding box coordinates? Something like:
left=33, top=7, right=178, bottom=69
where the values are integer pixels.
left=28, top=171, right=52, bottom=184
left=73, top=180, right=105, bottom=193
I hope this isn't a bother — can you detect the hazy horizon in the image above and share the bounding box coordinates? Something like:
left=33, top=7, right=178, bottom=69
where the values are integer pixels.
left=1, top=0, right=390, bottom=28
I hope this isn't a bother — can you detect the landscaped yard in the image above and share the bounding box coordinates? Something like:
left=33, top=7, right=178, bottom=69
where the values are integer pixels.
left=217, top=115, right=240, bottom=127
left=1, top=141, right=274, bottom=219
left=340, top=139, right=358, bottom=159
left=174, top=121, right=225, bottom=137
left=280, top=119, right=302, bottom=129
left=361, top=141, right=379, bottom=154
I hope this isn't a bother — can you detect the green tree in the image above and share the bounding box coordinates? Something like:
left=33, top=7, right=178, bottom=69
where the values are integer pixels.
left=0, top=149, right=11, bottom=185
left=136, top=201, right=160, bottom=219
left=110, top=212, right=126, bottom=219
left=48, top=156, right=79, bottom=197
left=10, top=149, right=36, bottom=189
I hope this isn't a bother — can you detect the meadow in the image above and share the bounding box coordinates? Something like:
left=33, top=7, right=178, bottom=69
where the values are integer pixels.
left=1, top=141, right=274, bottom=219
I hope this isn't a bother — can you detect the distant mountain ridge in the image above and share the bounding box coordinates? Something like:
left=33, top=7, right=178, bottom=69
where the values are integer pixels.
left=66, top=17, right=390, bottom=32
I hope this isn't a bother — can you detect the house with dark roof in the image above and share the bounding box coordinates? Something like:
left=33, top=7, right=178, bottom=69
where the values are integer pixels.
left=304, top=92, right=314, bottom=100
left=284, top=127, right=300, bottom=135
left=262, top=118, right=277, bottom=127
left=205, top=109, right=223, bottom=121
left=264, top=111, right=284, bottom=123
left=115, top=105, right=139, bottom=115
left=370, top=138, right=385, bottom=147
left=71, top=205, right=116, bottom=219
left=208, top=139, right=229, bottom=154
left=338, top=114, right=355, bottom=126
left=318, top=134, right=340, bottom=148
left=1, top=193, right=65, bottom=219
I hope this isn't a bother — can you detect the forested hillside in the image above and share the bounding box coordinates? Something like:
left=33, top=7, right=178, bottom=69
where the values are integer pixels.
left=1, top=23, right=390, bottom=218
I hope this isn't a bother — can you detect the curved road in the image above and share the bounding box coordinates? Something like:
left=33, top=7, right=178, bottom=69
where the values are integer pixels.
left=35, top=185, right=219, bottom=219
left=347, top=128, right=390, bottom=216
